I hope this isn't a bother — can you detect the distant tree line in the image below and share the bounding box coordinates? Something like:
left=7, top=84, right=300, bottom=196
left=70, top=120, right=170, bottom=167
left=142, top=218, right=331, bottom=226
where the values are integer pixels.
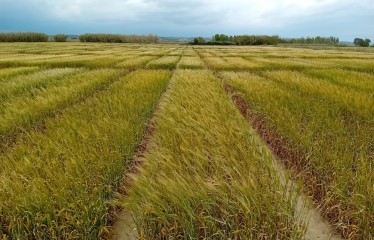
left=214, top=34, right=281, bottom=45
left=235, top=35, right=281, bottom=45
left=213, top=34, right=235, bottom=43
left=192, top=34, right=280, bottom=45
left=353, top=38, right=371, bottom=47
left=0, top=32, right=159, bottom=43
left=1, top=32, right=370, bottom=47
left=79, top=34, right=159, bottom=43
left=192, top=34, right=340, bottom=46
left=0, top=32, right=49, bottom=42
left=282, top=36, right=339, bottom=45
left=54, top=34, right=68, bottom=42
left=193, top=37, right=206, bottom=45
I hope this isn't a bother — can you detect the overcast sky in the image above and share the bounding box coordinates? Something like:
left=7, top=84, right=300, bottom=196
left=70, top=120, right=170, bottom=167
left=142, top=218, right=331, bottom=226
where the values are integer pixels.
left=0, top=0, right=373, bottom=41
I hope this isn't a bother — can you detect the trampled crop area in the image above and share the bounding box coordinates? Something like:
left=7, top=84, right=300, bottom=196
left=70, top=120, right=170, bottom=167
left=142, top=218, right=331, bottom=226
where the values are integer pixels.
left=0, top=43, right=372, bottom=239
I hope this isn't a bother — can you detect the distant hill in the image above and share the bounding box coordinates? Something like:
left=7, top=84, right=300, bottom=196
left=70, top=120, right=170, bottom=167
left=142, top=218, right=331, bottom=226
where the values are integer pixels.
left=67, top=35, right=79, bottom=40
left=48, top=34, right=79, bottom=40
left=340, top=41, right=354, bottom=46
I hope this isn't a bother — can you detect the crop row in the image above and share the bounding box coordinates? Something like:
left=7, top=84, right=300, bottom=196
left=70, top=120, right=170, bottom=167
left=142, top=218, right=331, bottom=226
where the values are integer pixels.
left=0, top=70, right=171, bottom=239
left=193, top=45, right=374, bottom=58
left=0, top=43, right=373, bottom=239
left=124, top=70, right=305, bottom=239
left=221, top=70, right=373, bottom=238
left=2, top=43, right=372, bottom=71
left=0, top=55, right=187, bottom=70
left=0, top=69, right=127, bottom=149
left=0, top=55, right=200, bottom=71
left=197, top=56, right=374, bottom=72
left=0, top=66, right=40, bottom=81
left=0, top=68, right=80, bottom=102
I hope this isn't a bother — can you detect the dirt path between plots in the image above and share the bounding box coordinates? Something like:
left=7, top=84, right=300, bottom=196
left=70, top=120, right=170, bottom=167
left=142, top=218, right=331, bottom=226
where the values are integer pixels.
left=224, top=84, right=343, bottom=240
left=109, top=114, right=156, bottom=240
left=109, top=79, right=342, bottom=239
left=109, top=82, right=171, bottom=240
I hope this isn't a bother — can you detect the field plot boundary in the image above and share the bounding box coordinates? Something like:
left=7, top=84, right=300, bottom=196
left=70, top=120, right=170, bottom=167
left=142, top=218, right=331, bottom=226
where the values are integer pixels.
left=0, top=70, right=171, bottom=239
left=122, top=69, right=305, bottom=239
left=217, top=67, right=373, bottom=239
left=223, top=83, right=342, bottom=240
left=0, top=43, right=373, bottom=239
left=110, top=71, right=174, bottom=240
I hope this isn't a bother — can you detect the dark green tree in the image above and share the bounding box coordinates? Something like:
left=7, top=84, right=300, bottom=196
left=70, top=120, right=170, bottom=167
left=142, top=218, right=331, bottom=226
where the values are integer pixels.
left=192, top=37, right=206, bottom=45
left=54, top=34, right=68, bottom=42
left=213, top=34, right=231, bottom=43
left=213, top=34, right=220, bottom=42
left=364, top=38, right=371, bottom=47
left=354, top=38, right=364, bottom=46
left=354, top=38, right=371, bottom=47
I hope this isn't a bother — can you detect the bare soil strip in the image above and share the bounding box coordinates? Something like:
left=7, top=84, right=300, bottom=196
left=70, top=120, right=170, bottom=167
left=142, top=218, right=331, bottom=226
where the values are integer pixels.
left=110, top=120, right=157, bottom=240
left=111, top=210, right=138, bottom=240
left=108, top=112, right=155, bottom=239
left=224, top=84, right=343, bottom=240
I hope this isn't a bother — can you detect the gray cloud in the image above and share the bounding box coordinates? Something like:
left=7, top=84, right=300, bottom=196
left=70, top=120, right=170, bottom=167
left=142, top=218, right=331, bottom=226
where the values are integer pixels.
left=0, top=0, right=373, bottom=40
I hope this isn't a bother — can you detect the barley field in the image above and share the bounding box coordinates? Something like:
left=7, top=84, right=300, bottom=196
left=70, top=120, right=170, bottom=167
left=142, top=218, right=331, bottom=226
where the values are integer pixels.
left=0, top=42, right=373, bottom=239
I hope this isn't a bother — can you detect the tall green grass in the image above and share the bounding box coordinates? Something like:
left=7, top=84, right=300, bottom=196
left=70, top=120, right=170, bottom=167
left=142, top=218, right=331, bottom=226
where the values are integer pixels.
left=0, top=70, right=171, bottom=239
left=124, top=70, right=305, bottom=239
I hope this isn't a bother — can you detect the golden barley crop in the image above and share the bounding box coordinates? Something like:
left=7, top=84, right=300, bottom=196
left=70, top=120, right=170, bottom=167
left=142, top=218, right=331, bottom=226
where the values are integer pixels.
left=0, top=42, right=372, bottom=239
